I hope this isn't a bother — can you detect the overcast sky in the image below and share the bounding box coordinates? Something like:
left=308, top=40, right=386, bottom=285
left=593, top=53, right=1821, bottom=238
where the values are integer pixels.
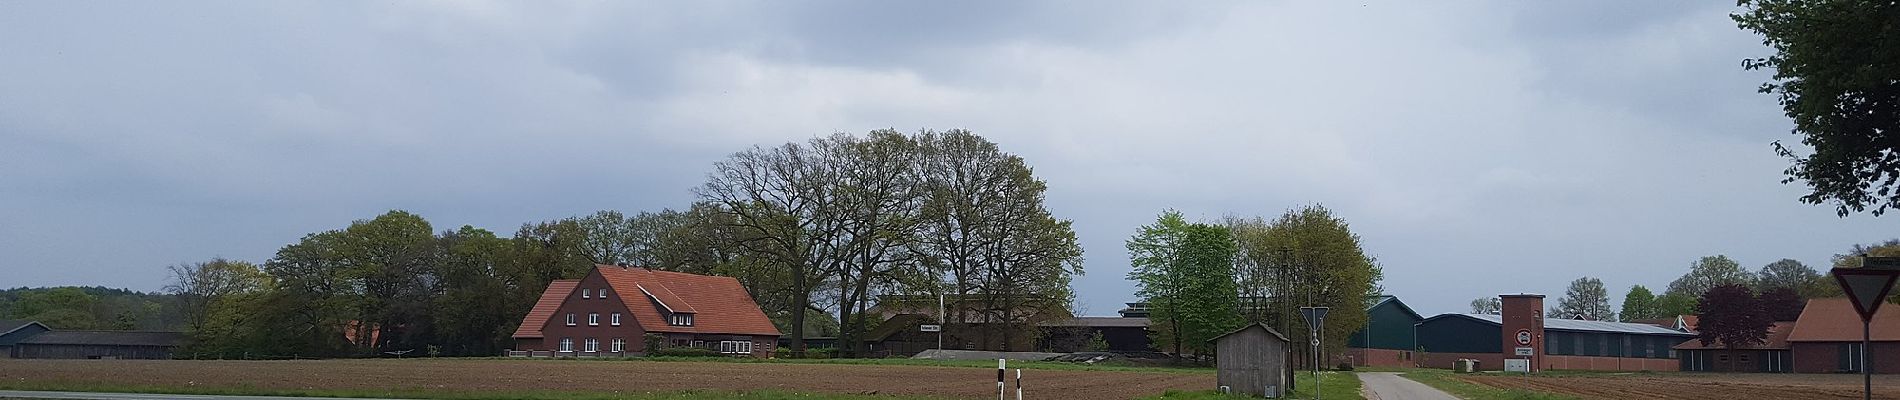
left=1, top=1, right=1889, bottom=318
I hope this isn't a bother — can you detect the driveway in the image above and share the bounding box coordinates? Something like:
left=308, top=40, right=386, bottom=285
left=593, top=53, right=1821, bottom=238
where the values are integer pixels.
left=1358, top=372, right=1459, bottom=400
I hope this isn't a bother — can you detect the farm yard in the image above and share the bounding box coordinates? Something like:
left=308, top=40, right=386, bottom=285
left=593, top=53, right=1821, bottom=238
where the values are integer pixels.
left=0, top=358, right=1212, bottom=400
left=1447, top=371, right=1900, bottom=400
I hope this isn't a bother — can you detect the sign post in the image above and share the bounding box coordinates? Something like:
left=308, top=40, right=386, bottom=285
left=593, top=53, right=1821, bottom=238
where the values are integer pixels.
left=1832, top=256, right=1900, bottom=400
left=1300, top=306, right=1329, bottom=400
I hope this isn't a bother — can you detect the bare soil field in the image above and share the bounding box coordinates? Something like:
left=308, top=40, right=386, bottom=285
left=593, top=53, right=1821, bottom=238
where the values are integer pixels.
left=0, top=358, right=1211, bottom=400
left=1462, top=372, right=1900, bottom=400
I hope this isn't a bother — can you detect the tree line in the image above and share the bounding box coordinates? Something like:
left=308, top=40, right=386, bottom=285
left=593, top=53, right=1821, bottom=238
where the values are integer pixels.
left=164, top=129, right=1083, bottom=358
left=0, top=286, right=180, bottom=331
left=1127, top=205, right=1382, bottom=360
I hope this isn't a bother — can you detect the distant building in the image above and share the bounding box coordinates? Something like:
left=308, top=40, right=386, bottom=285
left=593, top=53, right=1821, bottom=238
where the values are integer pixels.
left=1676, top=321, right=1794, bottom=372
left=1038, top=316, right=1154, bottom=352
left=12, top=331, right=184, bottom=359
left=0, top=320, right=51, bottom=358
left=1787, top=298, right=1900, bottom=373
left=1344, top=295, right=1425, bottom=368
left=511, top=265, right=781, bottom=357
left=1415, top=294, right=1694, bottom=372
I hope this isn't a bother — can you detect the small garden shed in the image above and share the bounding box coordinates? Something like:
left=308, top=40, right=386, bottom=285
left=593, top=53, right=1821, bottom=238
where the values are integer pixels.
left=1210, top=323, right=1291, bottom=398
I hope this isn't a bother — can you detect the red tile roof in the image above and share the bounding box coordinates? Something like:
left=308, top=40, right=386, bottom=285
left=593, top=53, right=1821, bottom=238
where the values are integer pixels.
left=1674, top=321, right=1795, bottom=350
left=1789, top=298, right=1900, bottom=342
left=598, top=266, right=780, bottom=337
left=512, top=280, right=578, bottom=339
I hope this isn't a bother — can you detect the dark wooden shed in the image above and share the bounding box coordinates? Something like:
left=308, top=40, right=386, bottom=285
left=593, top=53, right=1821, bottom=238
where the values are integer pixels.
left=1210, top=323, right=1291, bottom=398
left=0, top=320, right=52, bottom=358
left=13, top=331, right=185, bottom=359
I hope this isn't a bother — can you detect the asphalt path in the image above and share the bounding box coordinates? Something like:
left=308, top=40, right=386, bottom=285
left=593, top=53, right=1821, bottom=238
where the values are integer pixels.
left=1358, top=372, right=1460, bottom=400
left=0, top=391, right=411, bottom=400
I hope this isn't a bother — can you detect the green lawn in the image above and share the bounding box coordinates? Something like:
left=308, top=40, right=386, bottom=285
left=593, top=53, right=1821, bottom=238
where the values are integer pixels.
left=1388, top=369, right=1578, bottom=400
left=1140, top=371, right=1362, bottom=400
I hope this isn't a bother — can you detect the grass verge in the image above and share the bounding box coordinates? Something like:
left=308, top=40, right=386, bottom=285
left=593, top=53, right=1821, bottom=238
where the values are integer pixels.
left=1393, top=369, right=1578, bottom=400
left=1140, top=371, right=1361, bottom=400
left=0, top=380, right=946, bottom=400
left=503, top=356, right=1215, bottom=374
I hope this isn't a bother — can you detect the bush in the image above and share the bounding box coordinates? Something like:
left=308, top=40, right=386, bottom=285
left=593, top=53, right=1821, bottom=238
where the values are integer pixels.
left=1334, top=362, right=1354, bottom=371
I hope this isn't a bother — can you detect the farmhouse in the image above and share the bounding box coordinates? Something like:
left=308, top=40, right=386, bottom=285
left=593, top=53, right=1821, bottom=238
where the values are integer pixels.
left=512, top=265, right=781, bottom=357
left=1343, top=295, right=1424, bottom=368
left=1415, top=294, right=1694, bottom=371
left=1787, top=297, right=1900, bottom=373
left=1676, top=321, right=1795, bottom=372
left=11, top=330, right=185, bottom=359
left=0, top=320, right=51, bottom=358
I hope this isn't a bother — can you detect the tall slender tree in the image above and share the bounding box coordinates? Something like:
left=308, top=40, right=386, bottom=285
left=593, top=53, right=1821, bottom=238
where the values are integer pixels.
left=1128, top=211, right=1239, bottom=355
left=1619, top=285, right=1662, bottom=322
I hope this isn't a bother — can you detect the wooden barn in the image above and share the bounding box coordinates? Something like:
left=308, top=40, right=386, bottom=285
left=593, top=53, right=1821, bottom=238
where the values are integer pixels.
left=0, top=320, right=51, bottom=358
left=1210, top=323, right=1291, bottom=398
left=12, top=330, right=184, bottom=359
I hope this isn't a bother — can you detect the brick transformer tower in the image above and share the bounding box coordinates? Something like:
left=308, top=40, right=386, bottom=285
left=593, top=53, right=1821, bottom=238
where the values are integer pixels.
left=1499, top=294, right=1546, bottom=373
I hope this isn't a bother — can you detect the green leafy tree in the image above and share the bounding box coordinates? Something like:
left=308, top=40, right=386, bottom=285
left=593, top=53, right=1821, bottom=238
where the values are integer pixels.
left=1128, top=211, right=1241, bottom=356
left=1759, top=286, right=1806, bottom=321
left=11, top=287, right=101, bottom=329
left=1656, top=292, right=1698, bottom=318
left=1619, top=285, right=1663, bottom=322
left=1756, top=258, right=1825, bottom=298
left=1734, top=1, right=1900, bottom=216
left=1665, top=255, right=1755, bottom=301
left=165, top=258, right=274, bottom=356
left=1553, top=277, right=1614, bottom=321
left=1230, top=204, right=1382, bottom=361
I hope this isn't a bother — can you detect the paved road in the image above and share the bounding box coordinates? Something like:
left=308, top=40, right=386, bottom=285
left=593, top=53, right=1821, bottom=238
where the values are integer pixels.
left=1359, top=372, right=1459, bottom=400
left=0, top=391, right=411, bottom=400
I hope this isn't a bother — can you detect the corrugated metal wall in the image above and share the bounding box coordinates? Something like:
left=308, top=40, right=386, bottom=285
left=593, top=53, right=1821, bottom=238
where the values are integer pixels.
left=14, top=344, right=175, bottom=359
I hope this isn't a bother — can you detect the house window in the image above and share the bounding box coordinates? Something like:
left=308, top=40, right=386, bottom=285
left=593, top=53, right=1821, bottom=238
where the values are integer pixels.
left=584, top=338, right=599, bottom=352
left=582, top=289, right=591, bottom=299
left=559, top=338, right=573, bottom=352
left=612, top=337, right=625, bottom=352
left=718, top=340, right=754, bottom=354
left=599, top=288, right=609, bottom=298
left=611, top=312, right=622, bottom=326
left=589, top=313, right=600, bottom=326
left=670, top=314, right=694, bottom=326
left=566, top=313, right=576, bottom=326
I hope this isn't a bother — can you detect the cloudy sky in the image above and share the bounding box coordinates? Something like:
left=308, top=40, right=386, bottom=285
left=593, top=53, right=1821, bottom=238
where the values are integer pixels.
left=1, top=1, right=1889, bottom=317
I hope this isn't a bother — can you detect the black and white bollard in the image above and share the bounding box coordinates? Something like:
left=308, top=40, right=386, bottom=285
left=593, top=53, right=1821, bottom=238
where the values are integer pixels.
left=997, top=359, right=1006, bottom=400
left=1014, top=368, right=1023, bottom=400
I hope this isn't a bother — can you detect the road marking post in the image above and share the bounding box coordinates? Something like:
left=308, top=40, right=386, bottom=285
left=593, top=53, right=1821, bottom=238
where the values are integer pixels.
left=1015, top=368, right=1022, bottom=400
left=997, top=359, right=1006, bottom=400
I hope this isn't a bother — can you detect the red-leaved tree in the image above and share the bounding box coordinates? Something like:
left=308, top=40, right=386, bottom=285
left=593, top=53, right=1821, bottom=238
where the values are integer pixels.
left=1696, top=284, right=1773, bottom=349
left=1758, top=286, right=1806, bottom=322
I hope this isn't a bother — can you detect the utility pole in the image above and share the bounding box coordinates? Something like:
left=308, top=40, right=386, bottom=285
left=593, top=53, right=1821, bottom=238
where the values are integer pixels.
left=1276, top=247, right=1294, bottom=392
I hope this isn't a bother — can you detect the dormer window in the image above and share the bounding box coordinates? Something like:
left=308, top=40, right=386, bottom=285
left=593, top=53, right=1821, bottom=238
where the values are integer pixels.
left=670, top=314, right=694, bottom=326
left=582, top=289, right=591, bottom=299
left=599, top=288, right=608, bottom=298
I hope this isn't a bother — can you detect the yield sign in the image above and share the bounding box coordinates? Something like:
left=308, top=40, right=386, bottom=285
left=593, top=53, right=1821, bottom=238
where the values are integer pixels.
left=1834, top=266, right=1900, bottom=321
left=1300, top=307, right=1330, bottom=328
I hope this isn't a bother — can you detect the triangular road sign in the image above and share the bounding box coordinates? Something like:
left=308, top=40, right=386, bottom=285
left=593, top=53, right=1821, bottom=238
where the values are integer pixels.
left=1834, top=268, right=1900, bottom=321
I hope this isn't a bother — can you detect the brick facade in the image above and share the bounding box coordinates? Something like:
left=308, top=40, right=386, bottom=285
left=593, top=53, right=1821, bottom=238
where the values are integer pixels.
left=1500, top=294, right=1546, bottom=373
left=1792, top=342, right=1900, bottom=374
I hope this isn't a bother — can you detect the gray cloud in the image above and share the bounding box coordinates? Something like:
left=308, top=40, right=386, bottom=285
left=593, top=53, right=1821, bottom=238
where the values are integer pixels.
left=0, top=1, right=1885, bottom=318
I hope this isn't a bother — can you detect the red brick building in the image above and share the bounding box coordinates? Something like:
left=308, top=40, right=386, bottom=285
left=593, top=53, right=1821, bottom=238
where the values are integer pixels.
left=1789, top=298, right=1900, bottom=373
left=512, top=265, right=782, bottom=357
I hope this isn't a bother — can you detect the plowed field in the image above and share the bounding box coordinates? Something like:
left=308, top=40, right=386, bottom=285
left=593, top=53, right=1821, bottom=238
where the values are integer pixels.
left=1462, top=373, right=1900, bottom=399
left=0, top=358, right=1211, bottom=400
